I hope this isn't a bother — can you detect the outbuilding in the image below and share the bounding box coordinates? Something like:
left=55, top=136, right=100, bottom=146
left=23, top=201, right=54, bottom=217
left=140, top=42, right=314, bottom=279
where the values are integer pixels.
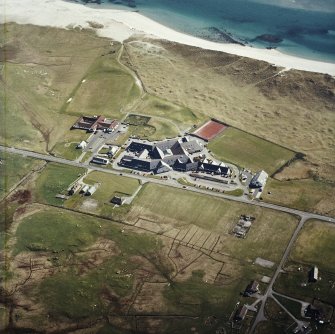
left=244, top=280, right=259, bottom=296
left=77, top=141, right=87, bottom=149
left=91, top=156, right=109, bottom=165
left=249, top=170, right=268, bottom=189
left=111, top=196, right=124, bottom=205
left=81, top=185, right=89, bottom=194
left=309, top=266, right=319, bottom=282
left=234, top=305, right=248, bottom=321
left=86, top=185, right=97, bottom=196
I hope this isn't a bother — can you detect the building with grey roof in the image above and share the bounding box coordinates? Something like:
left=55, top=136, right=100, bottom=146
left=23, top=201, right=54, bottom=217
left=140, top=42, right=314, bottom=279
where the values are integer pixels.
left=180, top=140, right=203, bottom=154
left=120, top=138, right=230, bottom=176
left=249, top=170, right=268, bottom=189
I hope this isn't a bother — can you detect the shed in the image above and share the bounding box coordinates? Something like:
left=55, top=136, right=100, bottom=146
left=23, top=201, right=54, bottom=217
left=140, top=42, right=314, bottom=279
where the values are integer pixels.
left=244, top=280, right=259, bottom=296
left=111, top=196, right=124, bottom=205
left=86, top=185, right=97, bottom=196
left=81, top=185, right=89, bottom=194
left=309, top=266, right=319, bottom=282
left=234, top=305, right=248, bottom=321
left=68, top=183, right=81, bottom=196
left=91, top=156, right=109, bottom=165
left=77, top=141, right=87, bottom=149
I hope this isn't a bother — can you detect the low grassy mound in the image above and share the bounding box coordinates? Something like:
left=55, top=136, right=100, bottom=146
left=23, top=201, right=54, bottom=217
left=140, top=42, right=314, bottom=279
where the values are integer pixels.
left=14, top=209, right=100, bottom=254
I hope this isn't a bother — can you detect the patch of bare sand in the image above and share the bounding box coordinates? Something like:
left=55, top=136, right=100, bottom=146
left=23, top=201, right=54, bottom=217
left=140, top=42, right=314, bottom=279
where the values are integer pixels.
left=81, top=198, right=98, bottom=211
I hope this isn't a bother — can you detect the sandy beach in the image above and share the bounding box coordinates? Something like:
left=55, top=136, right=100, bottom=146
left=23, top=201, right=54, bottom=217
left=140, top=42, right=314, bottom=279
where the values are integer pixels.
left=1, top=0, right=335, bottom=75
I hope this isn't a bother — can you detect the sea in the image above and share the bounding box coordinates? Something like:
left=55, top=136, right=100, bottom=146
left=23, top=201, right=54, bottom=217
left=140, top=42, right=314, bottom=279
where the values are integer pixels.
left=78, top=0, right=335, bottom=63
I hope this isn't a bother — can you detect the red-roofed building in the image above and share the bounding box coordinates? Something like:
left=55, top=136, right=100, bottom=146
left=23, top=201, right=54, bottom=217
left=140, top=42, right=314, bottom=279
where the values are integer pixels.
left=72, top=115, right=119, bottom=132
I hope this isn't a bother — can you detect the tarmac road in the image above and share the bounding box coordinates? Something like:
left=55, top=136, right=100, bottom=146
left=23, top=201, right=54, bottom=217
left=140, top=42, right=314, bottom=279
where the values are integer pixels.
left=1, top=145, right=334, bottom=225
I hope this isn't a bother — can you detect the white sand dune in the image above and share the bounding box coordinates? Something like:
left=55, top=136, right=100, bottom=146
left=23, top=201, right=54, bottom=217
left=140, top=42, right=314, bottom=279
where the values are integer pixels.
left=1, top=0, right=335, bottom=76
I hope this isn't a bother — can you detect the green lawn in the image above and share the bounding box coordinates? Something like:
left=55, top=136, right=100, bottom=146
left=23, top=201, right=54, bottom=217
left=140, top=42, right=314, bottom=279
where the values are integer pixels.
left=263, top=178, right=335, bottom=216
left=14, top=209, right=101, bottom=255
left=51, top=129, right=90, bottom=160
left=84, top=171, right=139, bottom=199
left=0, top=23, right=114, bottom=153
left=225, top=188, right=244, bottom=196
left=52, top=142, right=83, bottom=160
left=163, top=270, right=235, bottom=322
left=208, top=128, right=295, bottom=174
left=133, top=94, right=203, bottom=132
left=0, top=152, right=40, bottom=199
left=126, top=116, right=179, bottom=141
left=275, top=219, right=335, bottom=303
left=15, top=207, right=162, bottom=320
left=254, top=298, right=293, bottom=334
left=65, top=56, right=140, bottom=120
left=124, top=114, right=151, bottom=126
left=34, top=163, right=84, bottom=205
left=274, top=263, right=335, bottom=305
left=274, top=295, right=302, bottom=320
left=127, top=124, right=156, bottom=139
left=291, top=220, right=335, bottom=272
left=129, top=183, right=298, bottom=262
left=147, top=117, right=179, bottom=140
left=65, top=171, right=139, bottom=215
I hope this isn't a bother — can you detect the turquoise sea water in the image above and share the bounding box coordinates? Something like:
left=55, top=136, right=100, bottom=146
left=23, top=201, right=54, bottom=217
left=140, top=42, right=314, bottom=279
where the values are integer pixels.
left=79, top=0, right=335, bottom=62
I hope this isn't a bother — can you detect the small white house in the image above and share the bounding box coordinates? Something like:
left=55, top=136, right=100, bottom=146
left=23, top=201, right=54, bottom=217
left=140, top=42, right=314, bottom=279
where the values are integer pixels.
left=81, top=184, right=89, bottom=194
left=77, top=141, right=87, bottom=149
left=86, top=185, right=97, bottom=196
left=110, top=145, right=120, bottom=156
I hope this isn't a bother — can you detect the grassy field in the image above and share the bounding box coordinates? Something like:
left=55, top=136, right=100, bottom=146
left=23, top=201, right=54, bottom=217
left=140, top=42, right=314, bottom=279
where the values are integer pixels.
left=0, top=23, right=114, bottom=153
left=274, top=295, right=302, bottom=320
left=254, top=298, right=293, bottom=334
left=129, top=183, right=298, bottom=262
left=290, top=220, right=335, bottom=272
left=208, top=128, right=295, bottom=174
left=65, top=56, right=140, bottom=120
left=124, top=114, right=151, bottom=126
left=14, top=209, right=101, bottom=255
left=51, top=129, right=90, bottom=160
left=264, top=178, right=335, bottom=216
left=274, top=220, right=335, bottom=304
left=0, top=152, right=40, bottom=199
left=65, top=171, right=139, bottom=215
left=274, top=263, right=335, bottom=305
left=83, top=171, right=139, bottom=197
left=123, top=38, right=335, bottom=183
left=163, top=270, right=236, bottom=321
left=14, top=207, right=162, bottom=321
left=34, top=163, right=84, bottom=205
left=127, top=124, right=156, bottom=139
left=146, top=117, right=180, bottom=140
left=132, top=94, right=204, bottom=132
left=125, top=116, right=179, bottom=141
